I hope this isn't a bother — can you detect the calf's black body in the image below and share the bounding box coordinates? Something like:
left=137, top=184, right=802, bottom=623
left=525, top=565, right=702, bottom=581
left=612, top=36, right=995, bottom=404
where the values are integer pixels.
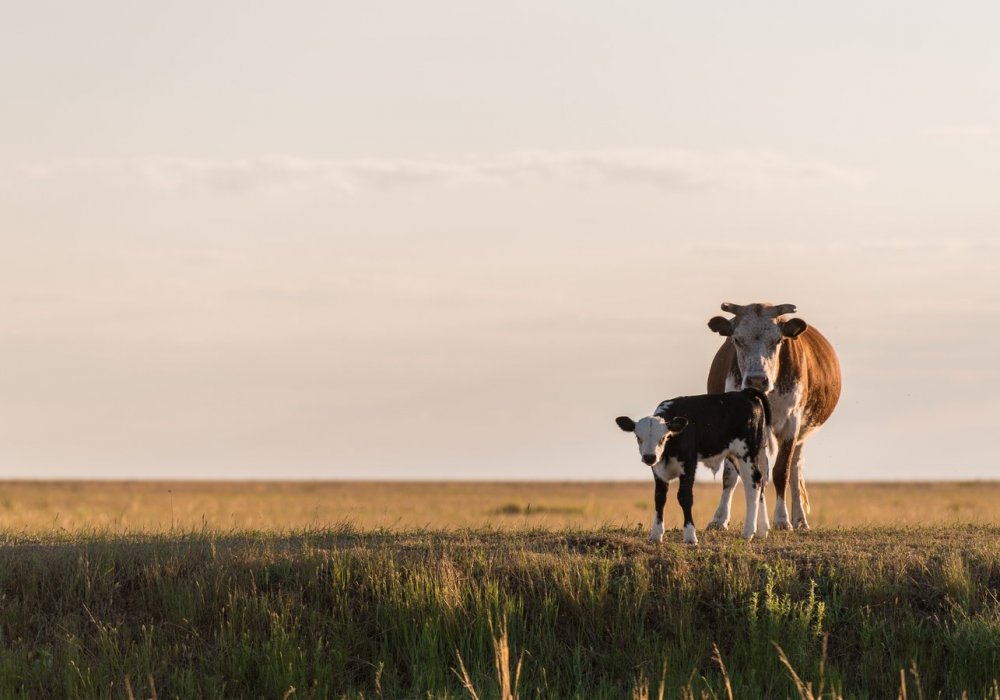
left=617, top=388, right=772, bottom=543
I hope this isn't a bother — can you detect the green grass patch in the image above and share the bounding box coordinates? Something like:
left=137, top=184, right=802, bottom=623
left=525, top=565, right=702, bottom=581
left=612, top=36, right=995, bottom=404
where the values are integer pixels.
left=491, top=503, right=587, bottom=516
left=0, top=526, right=997, bottom=698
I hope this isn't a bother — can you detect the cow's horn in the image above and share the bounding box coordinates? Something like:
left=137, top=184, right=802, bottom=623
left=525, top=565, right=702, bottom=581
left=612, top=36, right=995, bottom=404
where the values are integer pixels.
left=770, top=303, right=797, bottom=317
left=720, top=302, right=746, bottom=315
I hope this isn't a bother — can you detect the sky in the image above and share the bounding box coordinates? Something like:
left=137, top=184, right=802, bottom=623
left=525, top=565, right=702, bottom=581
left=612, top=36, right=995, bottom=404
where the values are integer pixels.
left=2, top=2, right=999, bottom=481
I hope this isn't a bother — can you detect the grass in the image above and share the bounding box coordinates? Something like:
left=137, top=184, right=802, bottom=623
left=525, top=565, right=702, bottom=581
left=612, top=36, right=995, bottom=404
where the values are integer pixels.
left=0, top=481, right=998, bottom=698
left=0, top=524, right=998, bottom=698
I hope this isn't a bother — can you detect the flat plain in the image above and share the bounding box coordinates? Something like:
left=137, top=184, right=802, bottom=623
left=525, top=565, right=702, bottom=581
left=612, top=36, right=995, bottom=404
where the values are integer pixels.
left=0, top=479, right=996, bottom=533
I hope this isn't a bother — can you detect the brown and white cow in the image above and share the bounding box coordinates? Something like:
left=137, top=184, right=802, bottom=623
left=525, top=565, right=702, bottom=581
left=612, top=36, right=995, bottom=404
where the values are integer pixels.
left=706, top=302, right=841, bottom=530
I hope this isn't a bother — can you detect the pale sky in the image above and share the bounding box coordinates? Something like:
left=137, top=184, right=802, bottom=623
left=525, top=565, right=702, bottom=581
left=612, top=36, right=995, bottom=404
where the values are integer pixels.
left=2, top=2, right=998, bottom=480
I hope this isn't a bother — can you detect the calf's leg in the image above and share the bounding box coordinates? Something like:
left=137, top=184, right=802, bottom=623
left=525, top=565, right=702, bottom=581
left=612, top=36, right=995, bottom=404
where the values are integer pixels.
left=650, top=476, right=667, bottom=542
left=677, top=461, right=698, bottom=545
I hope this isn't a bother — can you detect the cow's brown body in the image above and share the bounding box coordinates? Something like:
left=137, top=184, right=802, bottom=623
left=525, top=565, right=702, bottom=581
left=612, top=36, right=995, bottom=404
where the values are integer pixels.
left=706, top=303, right=841, bottom=529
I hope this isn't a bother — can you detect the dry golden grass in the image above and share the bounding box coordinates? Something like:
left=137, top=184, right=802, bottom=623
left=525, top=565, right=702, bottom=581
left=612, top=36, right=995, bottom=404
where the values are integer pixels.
left=0, top=479, right=996, bottom=533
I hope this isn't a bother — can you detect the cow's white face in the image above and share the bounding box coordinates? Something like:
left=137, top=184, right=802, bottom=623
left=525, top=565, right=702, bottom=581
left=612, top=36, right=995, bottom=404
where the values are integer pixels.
left=708, top=302, right=807, bottom=393
left=615, top=415, right=688, bottom=466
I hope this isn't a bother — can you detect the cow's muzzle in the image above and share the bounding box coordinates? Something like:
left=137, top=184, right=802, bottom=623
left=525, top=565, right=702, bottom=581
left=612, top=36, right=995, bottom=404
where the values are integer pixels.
left=641, top=454, right=657, bottom=466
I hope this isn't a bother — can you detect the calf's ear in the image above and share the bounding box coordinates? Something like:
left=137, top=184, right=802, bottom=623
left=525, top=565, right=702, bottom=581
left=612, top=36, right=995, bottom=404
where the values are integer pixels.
left=667, top=416, right=689, bottom=433
left=708, top=316, right=733, bottom=336
left=780, top=318, right=807, bottom=338
left=615, top=416, right=636, bottom=432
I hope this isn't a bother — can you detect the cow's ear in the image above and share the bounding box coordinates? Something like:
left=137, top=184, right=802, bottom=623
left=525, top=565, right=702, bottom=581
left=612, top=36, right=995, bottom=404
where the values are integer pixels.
left=708, top=316, right=733, bottom=336
left=667, top=416, right=688, bottom=433
left=615, top=416, right=636, bottom=432
left=781, top=318, right=807, bottom=338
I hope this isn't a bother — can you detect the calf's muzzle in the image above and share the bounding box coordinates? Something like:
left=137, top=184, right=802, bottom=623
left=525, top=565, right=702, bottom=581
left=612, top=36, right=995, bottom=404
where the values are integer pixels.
left=744, top=374, right=770, bottom=392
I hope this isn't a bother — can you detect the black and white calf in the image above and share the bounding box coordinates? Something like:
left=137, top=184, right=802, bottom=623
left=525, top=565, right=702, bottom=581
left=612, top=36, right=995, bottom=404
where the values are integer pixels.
left=615, top=389, right=773, bottom=544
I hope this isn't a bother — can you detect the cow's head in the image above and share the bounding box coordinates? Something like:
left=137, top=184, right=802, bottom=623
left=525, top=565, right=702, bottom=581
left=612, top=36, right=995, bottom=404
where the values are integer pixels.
left=707, top=302, right=807, bottom=393
left=615, top=415, right=689, bottom=466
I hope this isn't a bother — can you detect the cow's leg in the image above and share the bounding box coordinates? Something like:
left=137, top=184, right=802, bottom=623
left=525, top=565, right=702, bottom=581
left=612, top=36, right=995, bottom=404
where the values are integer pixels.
left=650, top=475, right=667, bottom=542
left=707, top=459, right=738, bottom=530
left=789, top=448, right=811, bottom=530
left=738, top=458, right=761, bottom=540
left=771, top=438, right=796, bottom=530
left=677, top=460, right=698, bottom=545
left=755, top=448, right=771, bottom=538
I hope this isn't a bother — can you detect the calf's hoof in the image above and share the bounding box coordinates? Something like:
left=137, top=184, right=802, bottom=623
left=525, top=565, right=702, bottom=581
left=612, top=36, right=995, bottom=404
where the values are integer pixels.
left=705, top=520, right=728, bottom=531
left=793, top=519, right=811, bottom=531
left=682, top=524, right=699, bottom=546
left=772, top=520, right=792, bottom=531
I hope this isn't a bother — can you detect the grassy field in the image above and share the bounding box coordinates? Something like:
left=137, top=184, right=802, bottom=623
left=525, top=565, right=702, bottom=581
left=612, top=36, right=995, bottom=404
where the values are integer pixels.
left=0, top=481, right=999, bottom=699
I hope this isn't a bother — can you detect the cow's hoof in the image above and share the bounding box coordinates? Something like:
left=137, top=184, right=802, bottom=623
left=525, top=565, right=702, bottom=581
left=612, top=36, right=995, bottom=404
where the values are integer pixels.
left=772, top=520, right=792, bottom=531
left=705, top=520, right=729, bottom=531
left=741, top=531, right=755, bottom=541
left=793, top=520, right=811, bottom=531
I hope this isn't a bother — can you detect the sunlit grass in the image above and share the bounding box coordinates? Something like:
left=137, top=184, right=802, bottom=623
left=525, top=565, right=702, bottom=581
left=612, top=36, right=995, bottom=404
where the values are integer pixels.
left=0, top=525, right=997, bottom=698
left=1, top=480, right=998, bottom=534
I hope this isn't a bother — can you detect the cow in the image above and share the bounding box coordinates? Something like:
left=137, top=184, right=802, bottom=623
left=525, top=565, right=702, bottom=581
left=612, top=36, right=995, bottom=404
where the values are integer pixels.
left=706, top=302, right=841, bottom=530
left=615, top=388, right=773, bottom=545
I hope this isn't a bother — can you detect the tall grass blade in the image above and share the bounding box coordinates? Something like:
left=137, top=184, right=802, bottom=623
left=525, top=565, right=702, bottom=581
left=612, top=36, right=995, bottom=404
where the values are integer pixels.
left=774, top=642, right=813, bottom=700
left=712, top=644, right=734, bottom=700
left=454, top=650, right=481, bottom=700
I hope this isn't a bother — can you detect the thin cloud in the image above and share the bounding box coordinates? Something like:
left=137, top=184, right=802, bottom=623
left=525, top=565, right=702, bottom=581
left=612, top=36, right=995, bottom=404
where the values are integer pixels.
left=687, top=237, right=1000, bottom=255
left=925, top=125, right=994, bottom=138
left=9, top=150, right=868, bottom=195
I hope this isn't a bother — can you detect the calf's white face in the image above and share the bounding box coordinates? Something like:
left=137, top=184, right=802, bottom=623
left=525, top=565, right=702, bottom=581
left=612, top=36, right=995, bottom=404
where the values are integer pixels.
left=615, top=415, right=688, bottom=466
left=708, top=302, right=807, bottom=393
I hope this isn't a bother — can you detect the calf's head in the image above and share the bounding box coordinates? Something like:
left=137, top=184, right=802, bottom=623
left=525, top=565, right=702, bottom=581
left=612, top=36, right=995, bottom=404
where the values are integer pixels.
left=615, top=415, right=689, bottom=466
left=707, top=302, right=807, bottom=392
